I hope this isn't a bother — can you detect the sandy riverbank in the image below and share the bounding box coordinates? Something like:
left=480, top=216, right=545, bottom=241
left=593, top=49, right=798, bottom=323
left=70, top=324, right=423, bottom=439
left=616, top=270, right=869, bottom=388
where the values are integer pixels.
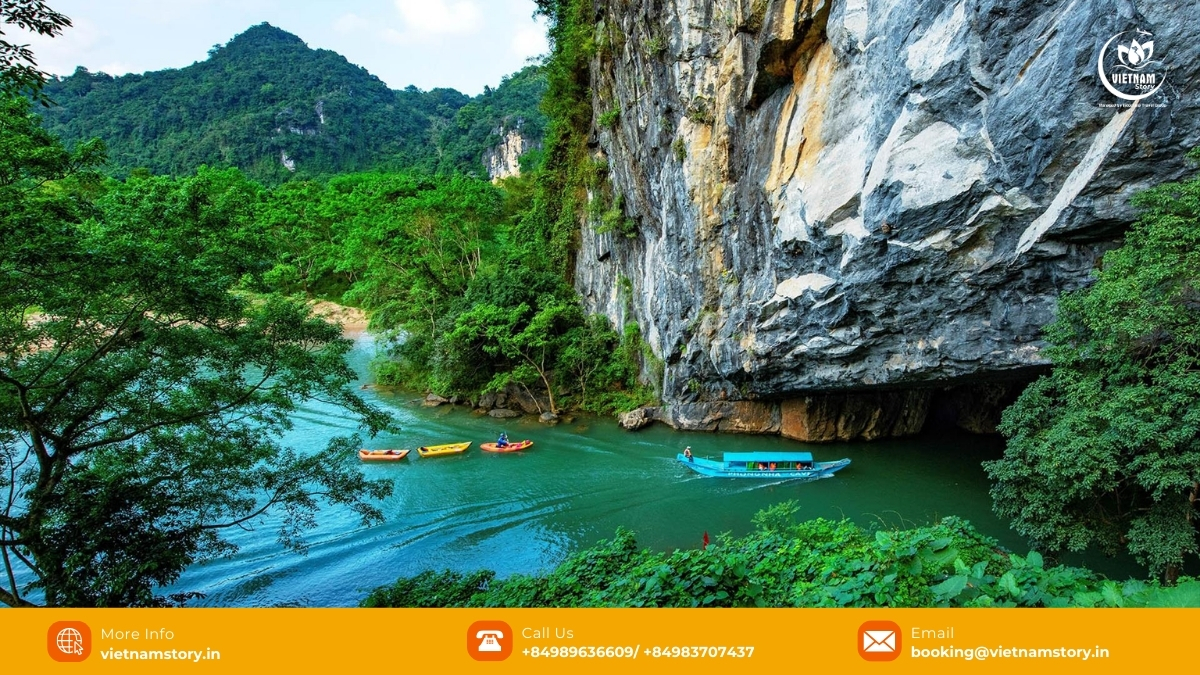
left=308, top=300, right=370, bottom=337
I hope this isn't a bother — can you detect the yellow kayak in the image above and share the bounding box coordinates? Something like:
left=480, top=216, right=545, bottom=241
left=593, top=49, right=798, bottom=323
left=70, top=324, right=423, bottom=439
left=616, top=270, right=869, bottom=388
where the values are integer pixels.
left=417, top=442, right=471, bottom=458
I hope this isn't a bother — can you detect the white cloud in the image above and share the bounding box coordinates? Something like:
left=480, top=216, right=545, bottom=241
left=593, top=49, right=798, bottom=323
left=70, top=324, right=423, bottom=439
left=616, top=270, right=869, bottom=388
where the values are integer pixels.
left=123, top=0, right=276, bottom=25
left=333, top=13, right=370, bottom=35
left=510, top=16, right=548, bottom=60
left=394, top=0, right=482, bottom=36
left=96, top=61, right=136, bottom=76
left=380, top=27, right=407, bottom=45
left=10, top=17, right=105, bottom=76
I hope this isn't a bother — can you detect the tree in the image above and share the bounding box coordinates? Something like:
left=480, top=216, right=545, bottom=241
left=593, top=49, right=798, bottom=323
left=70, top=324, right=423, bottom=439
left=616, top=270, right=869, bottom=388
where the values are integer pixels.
left=448, top=296, right=581, bottom=414
left=985, top=149, right=1200, bottom=582
left=258, top=179, right=350, bottom=297
left=0, top=0, right=71, bottom=103
left=0, top=97, right=395, bottom=607
left=557, top=315, right=620, bottom=410
left=338, top=173, right=503, bottom=334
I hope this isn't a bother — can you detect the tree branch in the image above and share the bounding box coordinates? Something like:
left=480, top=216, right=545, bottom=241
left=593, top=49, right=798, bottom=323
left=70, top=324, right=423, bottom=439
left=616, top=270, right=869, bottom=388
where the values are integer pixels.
left=23, top=302, right=89, bottom=388
left=35, top=303, right=147, bottom=410
left=68, top=371, right=277, bottom=455
left=9, top=545, right=41, bottom=582
left=197, top=489, right=289, bottom=532
left=0, top=585, right=37, bottom=608
left=1, top=534, right=22, bottom=605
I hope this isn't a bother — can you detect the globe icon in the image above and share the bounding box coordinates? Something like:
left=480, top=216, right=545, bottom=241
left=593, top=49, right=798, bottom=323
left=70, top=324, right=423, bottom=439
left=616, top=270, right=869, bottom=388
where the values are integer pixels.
left=56, top=628, right=84, bottom=655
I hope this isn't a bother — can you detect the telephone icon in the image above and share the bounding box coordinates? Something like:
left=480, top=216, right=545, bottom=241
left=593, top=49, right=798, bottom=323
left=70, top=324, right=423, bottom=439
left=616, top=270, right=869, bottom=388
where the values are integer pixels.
left=467, top=620, right=511, bottom=661
left=476, top=630, right=504, bottom=652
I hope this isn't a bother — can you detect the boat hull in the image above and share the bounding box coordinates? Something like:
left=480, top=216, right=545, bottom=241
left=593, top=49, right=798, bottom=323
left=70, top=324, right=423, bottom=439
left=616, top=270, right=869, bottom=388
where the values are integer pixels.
left=677, top=454, right=849, bottom=479
left=359, top=449, right=410, bottom=462
left=417, top=442, right=471, bottom=457
left=481, top=440, right=533, bottom=453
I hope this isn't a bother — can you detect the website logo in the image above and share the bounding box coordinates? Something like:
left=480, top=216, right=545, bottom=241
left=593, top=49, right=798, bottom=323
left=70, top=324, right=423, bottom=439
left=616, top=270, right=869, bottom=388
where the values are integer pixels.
left=1097, top=28, right=1167, bottom=101
left=859, top=620, right=901, bottom=662
left=48, top=621, right=92, bottom=663
left=467, top=621, right=512, bottom=662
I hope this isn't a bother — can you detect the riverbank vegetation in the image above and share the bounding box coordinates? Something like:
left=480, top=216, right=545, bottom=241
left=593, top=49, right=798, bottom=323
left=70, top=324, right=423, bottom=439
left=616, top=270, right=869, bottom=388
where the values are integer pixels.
left=362, top=501, right=1199, bottom=608
left=253, top=165, right=653, bottom=417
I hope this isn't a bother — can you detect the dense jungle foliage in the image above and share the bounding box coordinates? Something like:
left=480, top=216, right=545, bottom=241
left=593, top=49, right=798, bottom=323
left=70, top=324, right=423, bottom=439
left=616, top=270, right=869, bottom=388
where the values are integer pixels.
left=0, top=2, right=649, bottom=604
left=38, top=23, right=547, bottom=182
left=257, top=169, right=654, bottom=415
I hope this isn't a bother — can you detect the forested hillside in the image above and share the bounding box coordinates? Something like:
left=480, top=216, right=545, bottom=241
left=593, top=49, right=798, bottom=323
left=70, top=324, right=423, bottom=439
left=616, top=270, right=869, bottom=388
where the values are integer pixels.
left=37, top=23, right=545, bottom=181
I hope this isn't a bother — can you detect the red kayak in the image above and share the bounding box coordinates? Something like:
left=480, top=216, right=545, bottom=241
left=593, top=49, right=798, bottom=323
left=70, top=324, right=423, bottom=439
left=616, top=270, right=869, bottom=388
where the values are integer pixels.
left=480, top=440, right=533, bottom=453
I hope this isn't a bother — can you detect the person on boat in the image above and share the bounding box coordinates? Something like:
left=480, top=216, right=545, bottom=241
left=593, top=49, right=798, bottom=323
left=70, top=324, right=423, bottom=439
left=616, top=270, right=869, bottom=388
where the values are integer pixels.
left=683, top=446, right=693, bottom=461
left=497, top=432, right=509, bottom=448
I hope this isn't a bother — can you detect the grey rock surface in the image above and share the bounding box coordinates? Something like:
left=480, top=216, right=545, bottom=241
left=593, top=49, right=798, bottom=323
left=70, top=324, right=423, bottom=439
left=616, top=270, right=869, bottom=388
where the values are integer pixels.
left=423, top=393, right=449, bottom=407
left=618, top=407, right=655, bottom=430
left=484, top=127, right=540, bottom=181
left=576, top=0, right=1200, bottom=424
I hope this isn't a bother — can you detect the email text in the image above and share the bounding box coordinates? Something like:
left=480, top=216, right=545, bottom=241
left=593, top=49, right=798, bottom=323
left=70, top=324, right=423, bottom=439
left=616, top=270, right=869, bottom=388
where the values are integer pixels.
left=911, top=645, right=1110, bottom=661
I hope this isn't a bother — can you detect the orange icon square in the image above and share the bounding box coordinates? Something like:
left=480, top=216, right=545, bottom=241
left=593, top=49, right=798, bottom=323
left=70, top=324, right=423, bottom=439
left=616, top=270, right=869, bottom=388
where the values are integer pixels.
left=859, top=620, right=902, bottom=661
left=48, top=621, right=91, bottom=662
left=467, top=620, right=512, bottom=661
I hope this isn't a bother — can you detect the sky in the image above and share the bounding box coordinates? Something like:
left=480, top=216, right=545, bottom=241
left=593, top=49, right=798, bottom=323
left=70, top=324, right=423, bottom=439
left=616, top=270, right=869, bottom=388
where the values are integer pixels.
left=11, top=0, right=550, bottom=95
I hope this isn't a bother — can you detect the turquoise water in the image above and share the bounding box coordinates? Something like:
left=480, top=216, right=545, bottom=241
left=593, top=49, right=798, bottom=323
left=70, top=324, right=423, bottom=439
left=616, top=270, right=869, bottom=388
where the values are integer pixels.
left=168, top=334, right=1128, bottom=606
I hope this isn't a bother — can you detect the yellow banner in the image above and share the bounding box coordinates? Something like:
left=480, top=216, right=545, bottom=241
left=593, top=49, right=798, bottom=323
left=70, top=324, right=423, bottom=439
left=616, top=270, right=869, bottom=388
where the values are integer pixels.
left=4, top=608, right=1189, bottom=672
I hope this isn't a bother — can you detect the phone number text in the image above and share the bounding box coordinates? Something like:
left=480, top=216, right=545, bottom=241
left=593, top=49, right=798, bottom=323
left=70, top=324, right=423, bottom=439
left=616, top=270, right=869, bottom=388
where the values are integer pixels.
left=524, top=645, right=756, bottom=659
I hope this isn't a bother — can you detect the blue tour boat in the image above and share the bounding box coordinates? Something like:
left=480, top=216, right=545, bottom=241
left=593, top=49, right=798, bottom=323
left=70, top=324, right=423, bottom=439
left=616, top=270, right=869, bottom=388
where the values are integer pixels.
left=677, top=451, right=850, bottom=479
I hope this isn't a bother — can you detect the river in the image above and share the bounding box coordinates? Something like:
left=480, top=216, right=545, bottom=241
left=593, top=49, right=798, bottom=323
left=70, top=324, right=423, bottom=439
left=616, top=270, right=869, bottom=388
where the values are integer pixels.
left=169, top=333, right=1127, bottom=607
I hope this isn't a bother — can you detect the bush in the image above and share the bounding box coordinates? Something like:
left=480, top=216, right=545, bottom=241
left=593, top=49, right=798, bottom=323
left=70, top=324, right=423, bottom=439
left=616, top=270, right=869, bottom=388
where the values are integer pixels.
left=598, top=105, right=620, bottom=129
left=672, top=137, right=687, bottom=162
left=364, top=503, right=1196, bottom=608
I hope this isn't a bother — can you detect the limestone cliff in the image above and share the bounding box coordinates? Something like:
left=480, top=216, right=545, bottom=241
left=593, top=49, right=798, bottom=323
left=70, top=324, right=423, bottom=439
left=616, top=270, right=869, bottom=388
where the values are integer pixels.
left=577, top=0, right=1200, bottom=439
left=484, top=126, right=540, bottom=181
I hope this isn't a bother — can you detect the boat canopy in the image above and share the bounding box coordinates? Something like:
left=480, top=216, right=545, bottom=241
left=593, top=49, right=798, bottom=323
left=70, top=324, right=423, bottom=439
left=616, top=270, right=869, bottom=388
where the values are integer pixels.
left=721, top=452, right=814, bottom=463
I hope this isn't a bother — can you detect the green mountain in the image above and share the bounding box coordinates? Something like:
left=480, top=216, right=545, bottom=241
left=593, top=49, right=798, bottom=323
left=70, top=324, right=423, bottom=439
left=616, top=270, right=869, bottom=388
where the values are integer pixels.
left=38, top=23, right=545, bottom=182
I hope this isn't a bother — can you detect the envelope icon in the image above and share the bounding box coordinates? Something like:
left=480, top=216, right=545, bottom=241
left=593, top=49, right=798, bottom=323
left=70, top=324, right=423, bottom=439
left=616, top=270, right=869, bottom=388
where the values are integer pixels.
left=859, top=621, right=901, bottom=661
left=863, top=630, right=897, bottom=652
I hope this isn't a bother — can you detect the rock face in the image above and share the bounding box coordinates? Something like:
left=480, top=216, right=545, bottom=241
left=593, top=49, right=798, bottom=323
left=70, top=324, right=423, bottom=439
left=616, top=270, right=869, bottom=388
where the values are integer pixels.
left=930, top=381, right=1024, bottom=435
left=473, top=383, right=553, bottom=418
left=423, top=393, right=449, bottom=407
left=650, top=401, right=782, bottom=434
left=577, top=0, right=1200, bottom=437
left=779, top=391, right=928, bottom=442
left=618, top=407, right=655, bottom=430
left=484, top=127, right=539, bottom=181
